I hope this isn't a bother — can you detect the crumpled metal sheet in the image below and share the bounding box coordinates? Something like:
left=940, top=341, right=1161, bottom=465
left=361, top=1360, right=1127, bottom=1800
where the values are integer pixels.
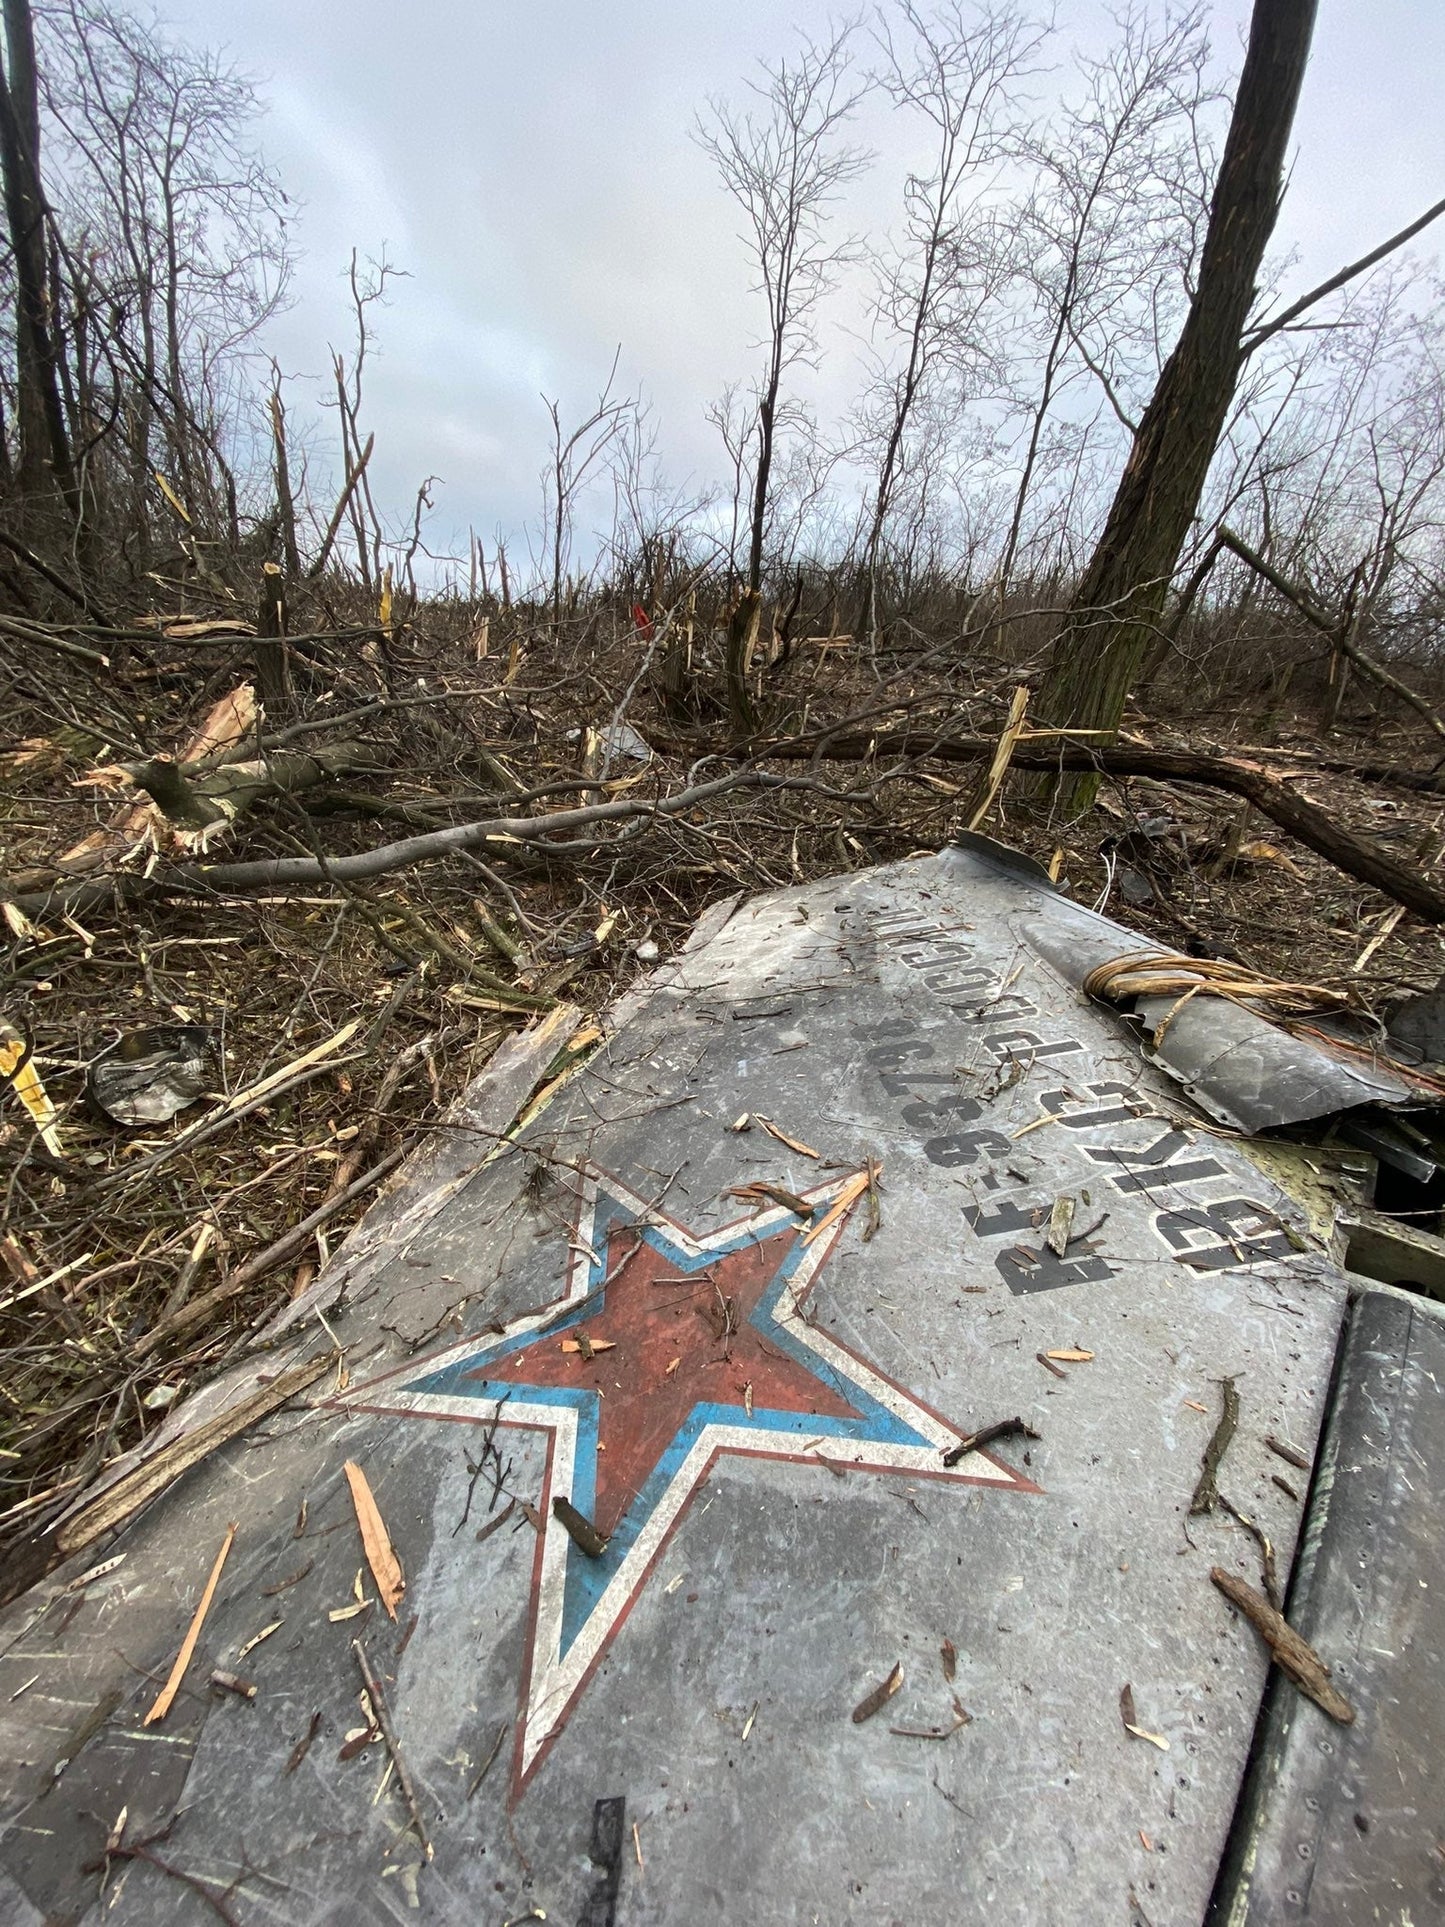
left=944, top=834, right=1422, bottom=1133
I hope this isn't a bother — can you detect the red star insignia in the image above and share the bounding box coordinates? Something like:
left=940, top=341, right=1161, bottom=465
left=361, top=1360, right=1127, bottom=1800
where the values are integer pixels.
left=347, top=1165, right=1037, bottom=1789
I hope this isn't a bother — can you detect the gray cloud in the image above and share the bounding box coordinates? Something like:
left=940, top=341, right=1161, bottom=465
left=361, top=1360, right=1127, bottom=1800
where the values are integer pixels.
left=163, top=0, right=1445, bottom=582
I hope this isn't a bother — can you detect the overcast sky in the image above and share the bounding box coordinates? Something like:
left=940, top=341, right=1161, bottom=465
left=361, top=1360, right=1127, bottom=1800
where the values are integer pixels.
left=162, top=0, right=1444, bottom=582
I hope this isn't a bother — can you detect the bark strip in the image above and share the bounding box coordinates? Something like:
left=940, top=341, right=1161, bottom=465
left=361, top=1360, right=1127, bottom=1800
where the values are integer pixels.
left=1210, top=1565, right=1355, bottom=1724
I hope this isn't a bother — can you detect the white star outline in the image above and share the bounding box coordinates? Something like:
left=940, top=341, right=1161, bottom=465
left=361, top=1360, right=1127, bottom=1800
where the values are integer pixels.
left=342, top=1164, right=1036, bottom=1790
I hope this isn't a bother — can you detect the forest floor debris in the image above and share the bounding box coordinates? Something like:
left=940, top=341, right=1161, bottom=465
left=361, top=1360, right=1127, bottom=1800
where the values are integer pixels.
left=2, top=589, right=1444, bottom=1574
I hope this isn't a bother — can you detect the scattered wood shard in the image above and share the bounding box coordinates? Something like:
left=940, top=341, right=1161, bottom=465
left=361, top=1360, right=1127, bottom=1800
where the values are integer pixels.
left=553, top=1496, right=608, bottom=1558
left=863, top=1157, right=883, bottom=1241
left=144, top=1522, right=236, bottom=1726
left=328, top=1568, right=371, bottom=1622
left=342, top=1460, right=405, bottom=1620
left=852, top=1661, right=903, bottom=1724
left=1210, top=1567, right=1355, bottom=1724
left=0, top=1021, right=63, bottom=1157
left=728, top=1180, right=814, bottom=1217
left=801, top=1169, right=872, bottom=1246
left=1120, top=1683, right=1169, bottom=1749
left=755, top=1116, right=819, bottom=1159
left=962, top=682, right=1030, bottom=830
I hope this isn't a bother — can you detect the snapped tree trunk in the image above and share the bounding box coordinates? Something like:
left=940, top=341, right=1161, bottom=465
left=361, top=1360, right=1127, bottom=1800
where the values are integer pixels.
left=270, top=381, right=301, bottom=577
left=1031, top=0, right=1319, bottom=811
left=254, top=562, right=291, bottom=710
left=725, top=589, right=762, bottom=735
left=129, top=741, right=382, bottom=829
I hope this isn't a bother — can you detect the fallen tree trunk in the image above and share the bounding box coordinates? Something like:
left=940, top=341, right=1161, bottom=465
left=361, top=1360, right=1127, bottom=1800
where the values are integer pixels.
left=5, top=768, right=801, bottom=916
left=129, top=741, right=384, bottom=828
left=755, top=730, right=1445, bottom=922
left=1234, top=747, right=1445, bottom=797
left=8, top=736, right=1444, bottom=925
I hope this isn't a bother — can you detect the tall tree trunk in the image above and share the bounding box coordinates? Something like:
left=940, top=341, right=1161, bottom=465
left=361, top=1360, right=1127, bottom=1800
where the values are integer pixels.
left=726, top=355, right=780, bottom=736
left=0, top=0, right=75, bottom=516
left=857, top=231, right=937, bottom=652
left=270, top=378, right=300, bottom=577
left=1031, top=0, right=1318, bottom=810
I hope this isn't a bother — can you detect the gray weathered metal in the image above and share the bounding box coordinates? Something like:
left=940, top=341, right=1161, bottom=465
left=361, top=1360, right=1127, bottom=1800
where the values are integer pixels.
left=0, top=839, right=1415, bottom=1924
left=1211, top=1285, right=1445, bottom=1926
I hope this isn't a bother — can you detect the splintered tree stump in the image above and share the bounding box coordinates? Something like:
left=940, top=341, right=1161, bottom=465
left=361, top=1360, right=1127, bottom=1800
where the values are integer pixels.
left=254, top=561, right=291, bottom=708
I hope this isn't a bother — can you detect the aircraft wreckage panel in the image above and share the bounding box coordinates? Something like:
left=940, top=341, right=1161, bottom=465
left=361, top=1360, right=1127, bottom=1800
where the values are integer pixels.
left=0, top=845, right=1358, bottom=1925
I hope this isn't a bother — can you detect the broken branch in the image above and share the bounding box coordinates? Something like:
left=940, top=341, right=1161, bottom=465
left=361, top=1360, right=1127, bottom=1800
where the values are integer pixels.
left=1209, top=1566, right=1355, bottom=1725
left=756, top=730, right=1445, bottom=921
left=942, top=1415, right=1040, bottom=1469
left=352, top=1636, right=433, bottom=1858
left=1218, top=525, right=1445, bottom=745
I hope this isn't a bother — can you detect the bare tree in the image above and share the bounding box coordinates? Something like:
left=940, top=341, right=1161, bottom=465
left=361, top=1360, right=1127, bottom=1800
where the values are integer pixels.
left=324, top=250, right=401, bottom=592
left=540, top=347, right=635, bottom=623
left=856, top=0, right=1042, bottom=645
left=997, top=5, right=1216, bottom=598
left=705, top=380, right=756, bottom=590
left=32, top=0, right=290, bottom=558
left=1202, top=266, right=1445, bottom=715
left=604, top=397, right=714, bottom=610
left=697, top=22, right=870, bottom=728
left=1033, top=0, right=1319, bottom=805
